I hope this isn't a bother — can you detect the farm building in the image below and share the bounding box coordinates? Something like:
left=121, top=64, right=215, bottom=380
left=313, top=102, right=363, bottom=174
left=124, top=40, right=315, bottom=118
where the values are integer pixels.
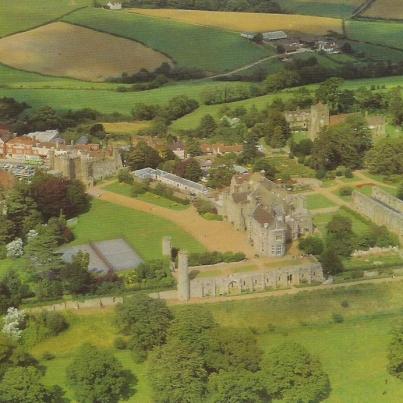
left=263, top=31, right=288, bottom=41
left=26, top=129, right=62, bottom=144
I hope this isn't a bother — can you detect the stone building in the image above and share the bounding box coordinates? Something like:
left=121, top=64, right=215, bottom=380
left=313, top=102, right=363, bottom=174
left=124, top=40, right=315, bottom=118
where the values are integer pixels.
left=284, top=102, right=329, bottom=140
left=175, top=252, right=323, bottom=301
left=352, top=187, right=403, bottom=242
left=48, top=147, right=122, bottom=187
left=220, top=173, right=313, bottom=257
left=285, top=103, right=385, bottom=140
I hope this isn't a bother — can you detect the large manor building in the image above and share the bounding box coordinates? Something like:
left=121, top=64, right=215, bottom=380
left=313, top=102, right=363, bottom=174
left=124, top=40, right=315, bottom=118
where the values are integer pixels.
left=220, top=173, right=313, bottom=257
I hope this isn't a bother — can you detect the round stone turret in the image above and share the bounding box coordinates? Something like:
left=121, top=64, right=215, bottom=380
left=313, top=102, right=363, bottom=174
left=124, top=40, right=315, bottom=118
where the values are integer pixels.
left=162, top=236, right=172, bottom=257
left=177, top=250, right=190, bottom=302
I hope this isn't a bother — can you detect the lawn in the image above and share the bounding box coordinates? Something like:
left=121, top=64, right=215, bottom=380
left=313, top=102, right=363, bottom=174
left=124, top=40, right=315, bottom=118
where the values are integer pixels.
left=313, top=206, right=372, bottom=237
left=69, top=199, right=204, bottom=261
left=346, top=19, right=403, bottom=51
left=63, top=8, right=270, bottom=73
left=0, top=0, right=93, bottom=38
left=32, top=280, right=403, bottom=402
left=266, top=156, right=315, bottom=178
left=104, top=182, right=189, bottom=211
left=306, top=193, right=337, bottom=210
left=344, top=252, right=403, bottom=271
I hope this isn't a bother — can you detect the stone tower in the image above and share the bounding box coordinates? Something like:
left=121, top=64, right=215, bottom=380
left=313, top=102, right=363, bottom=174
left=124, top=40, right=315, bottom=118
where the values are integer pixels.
left=309, top=102, right=330, bottom=140
left=177, top=250, right=190, bottom=302
left=162, top=236, right=172, bottom=257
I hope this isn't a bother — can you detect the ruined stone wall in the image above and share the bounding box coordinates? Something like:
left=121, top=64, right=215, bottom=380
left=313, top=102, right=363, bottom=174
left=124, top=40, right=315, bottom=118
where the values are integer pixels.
left=189, top=263, right=323, bottom=298
left=352, top=190, right=403, bottom=242
left=372, top=187, right=403, bottom=214
left=90, top=156, right=122, bottom=181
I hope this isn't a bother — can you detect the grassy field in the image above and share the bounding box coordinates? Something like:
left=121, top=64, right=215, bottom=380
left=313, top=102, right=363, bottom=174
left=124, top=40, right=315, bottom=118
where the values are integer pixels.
left=0, top=22, right=171, bottom=82
left=0, top=81, right=249, bottom=114
left=104, top=182, right=189, bottom=211
left=306, top=193, right=337, bottom=209
left=63, top=8, right=270, bottom=73
left=129, top=8, right=343, bottom=35
left=32, top=280, right=403, bottom=402
left=346, top=20, right=403, bottom=51
left=69, top=199, right=204, bottom=261
left=280, top=0, right=362, bottom=18
left=362, top=0, right=403, bottom=20
left=0, top=0, right=92, bottom=38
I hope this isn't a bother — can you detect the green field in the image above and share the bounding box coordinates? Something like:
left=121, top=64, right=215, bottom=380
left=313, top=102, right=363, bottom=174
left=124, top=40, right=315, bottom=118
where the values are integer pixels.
left=63, top=8, right=271, bottom=73
left=69, top=199, right=204, bottom=260
left=0, top=81, right=249, bottom=114
left=104, top=182, right=189, bottom=211
left=31, top=280, right=403, bottom=402
left=346, top=20, right=403, bottom=51
left=280, top=0, right=361, bottom=18
left=0, top=0, right=93, bottom=38
left=306, top=193, right=337, bottom=209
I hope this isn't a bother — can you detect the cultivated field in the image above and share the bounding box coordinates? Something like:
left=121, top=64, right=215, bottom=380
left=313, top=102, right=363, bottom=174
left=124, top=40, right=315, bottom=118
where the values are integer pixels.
left=346, top=20, right=403, bottom=50
left=129, top=8, right=343, bottom=35
left=362, top=0, right=403, bottom=20
left=0, top=22, right=171, bottom=82
left=280, top=0, right=362, bottom=17
left=63, top=8, right=271, bottom=72
left=0, top=0, right=92, bottom=38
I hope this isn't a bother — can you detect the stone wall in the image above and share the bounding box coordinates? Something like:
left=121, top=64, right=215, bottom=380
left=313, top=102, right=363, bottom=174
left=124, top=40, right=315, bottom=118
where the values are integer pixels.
left=189, top=263, right=323, bottom=298
left=352, top=189, right=403, bottom=242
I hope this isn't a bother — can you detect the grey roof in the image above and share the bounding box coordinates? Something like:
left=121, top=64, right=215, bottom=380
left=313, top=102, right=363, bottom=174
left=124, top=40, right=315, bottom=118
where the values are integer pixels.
left=134, top=168, right=207, bottom=194
left=263, top=31, right=287, bottom=40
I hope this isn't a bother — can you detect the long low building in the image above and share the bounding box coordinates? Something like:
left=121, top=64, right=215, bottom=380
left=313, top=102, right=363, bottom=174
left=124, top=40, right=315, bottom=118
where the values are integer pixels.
left=134, top=167, right=208, bottom=196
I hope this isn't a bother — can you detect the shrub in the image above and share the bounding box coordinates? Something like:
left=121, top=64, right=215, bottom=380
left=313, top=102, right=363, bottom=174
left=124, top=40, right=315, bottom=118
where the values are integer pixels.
left=345, top=168, right=353, bottom=178
left=118, top=168, right=134, bottom=185
left=339, top=186, right=353, bottom=196
left=114, top=337, right=127, bottom=350
left=188, top=251, right=245, bottom=266
left=41, top=352, right=55, bottom=361
left=193, top=198, right=217, bottom=215
left=131, top=182, right=148, bottom=197
left=332, top=313, right=344, bottom=323
left=38, top=311, right=68, bottom=336
left=340, top=300, right=349, bottom=308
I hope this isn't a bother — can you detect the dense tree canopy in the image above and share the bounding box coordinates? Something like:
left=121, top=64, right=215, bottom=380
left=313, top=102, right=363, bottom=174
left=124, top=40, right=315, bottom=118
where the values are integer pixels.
left=115, top=294, right=172, bottom=360
left=0, top=366, right=58, bottom=403
left=66, top=344, right=134, bottom=403
left=311, top=115, right=372, bottom=170
left=365, top=137, right=403, bottom=175
left=262, top=342, right=330, bottom=403
left=208, top=369, right=268, bottom=403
